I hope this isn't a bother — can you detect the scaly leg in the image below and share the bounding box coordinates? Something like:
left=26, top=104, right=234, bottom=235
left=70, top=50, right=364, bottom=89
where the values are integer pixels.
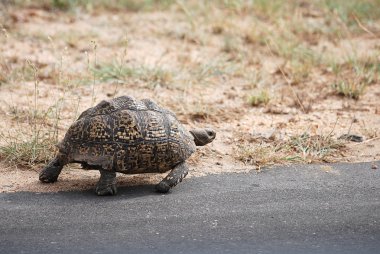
left=156, top=162, right=189, bottom=193
left=95, top=170, right=117, bottom=196
left=39, top=156, right=65, bottom=183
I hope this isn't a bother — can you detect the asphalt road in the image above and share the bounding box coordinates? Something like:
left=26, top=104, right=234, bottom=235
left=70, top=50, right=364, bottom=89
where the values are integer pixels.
left=0, top=162, right=379, bottom=254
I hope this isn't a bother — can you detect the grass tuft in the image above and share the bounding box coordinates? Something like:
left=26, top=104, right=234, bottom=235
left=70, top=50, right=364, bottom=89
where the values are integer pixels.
left=248, top=90, right=270, bottom=107
left=329, top=54, right=378, bottom=100
left=332, top=80, right=366, bottom=100
left=288, top=133, right=345, bottom=160
left=234, top=132, right=346, bottom=169
left=0, top=130, right=57, bottom=168
left=234, top=142, right=286, bottom=170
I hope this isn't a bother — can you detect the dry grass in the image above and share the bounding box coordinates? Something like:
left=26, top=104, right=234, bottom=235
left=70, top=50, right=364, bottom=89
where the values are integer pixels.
left=233, top=133, right=346, bottom=170
left=0, top=100, right=61, bottom=169
left=329, top=53, right=379, bottom=99
left=0, top=0, right=379, bottom=173
left=248, top=90, right=270, bottom=107
left=12, top=0, right=176, bottom=12
left=332, top=80, right=366, bottom=100
left=0, top=41, right=73, bottom=168
left=0, top=129, right=57, bottom=168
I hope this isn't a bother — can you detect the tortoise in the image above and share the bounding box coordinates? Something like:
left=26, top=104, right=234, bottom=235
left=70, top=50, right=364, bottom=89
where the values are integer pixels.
left=39, top=96, right=216, bottom=195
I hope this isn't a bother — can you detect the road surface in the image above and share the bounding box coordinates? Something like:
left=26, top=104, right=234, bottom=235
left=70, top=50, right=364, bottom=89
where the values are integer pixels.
left=0, top=162, right=379, bottom=254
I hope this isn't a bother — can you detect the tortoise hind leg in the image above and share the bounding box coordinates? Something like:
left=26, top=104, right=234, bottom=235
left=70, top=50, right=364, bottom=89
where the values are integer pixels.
left=95, top=170, right=117, bottom=196
left=156, top=162, right=189, bottom=193
left=39, top=156, right=66, bottom=183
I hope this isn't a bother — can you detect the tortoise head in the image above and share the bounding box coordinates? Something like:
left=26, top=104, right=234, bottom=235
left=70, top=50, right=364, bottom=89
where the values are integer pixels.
left=189, top=128, right=216, bottom=146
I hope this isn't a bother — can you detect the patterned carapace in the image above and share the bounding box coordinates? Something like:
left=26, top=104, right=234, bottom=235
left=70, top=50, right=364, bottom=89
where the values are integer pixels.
left=57, top=96, right=196, bottom=173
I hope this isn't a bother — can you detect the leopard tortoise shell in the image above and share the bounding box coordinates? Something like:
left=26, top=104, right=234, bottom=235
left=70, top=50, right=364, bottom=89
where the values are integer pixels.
left=39, top=96, right=216, bottom=195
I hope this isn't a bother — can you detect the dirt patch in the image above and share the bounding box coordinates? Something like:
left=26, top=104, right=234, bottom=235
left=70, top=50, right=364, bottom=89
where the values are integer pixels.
left=0, top=1, right=379, bottom=193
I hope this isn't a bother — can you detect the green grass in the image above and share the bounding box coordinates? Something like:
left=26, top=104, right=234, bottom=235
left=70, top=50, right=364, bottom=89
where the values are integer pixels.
left=248, top=90, right=270, bottom=107
left=91, top=62, right=173, bottom=88
left=332, top=80, right=366, bottom=100
left=329, top=52, right=379, bottom=99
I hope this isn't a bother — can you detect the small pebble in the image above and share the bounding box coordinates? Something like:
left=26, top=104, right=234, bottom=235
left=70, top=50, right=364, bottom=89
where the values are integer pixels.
left=371, top=164, right=378, bottom=169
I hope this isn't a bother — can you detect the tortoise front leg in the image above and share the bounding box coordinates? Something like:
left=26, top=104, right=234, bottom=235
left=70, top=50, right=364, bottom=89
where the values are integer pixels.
left=39, top=156, right=65, bottom=183
left=156, top=162, right=189, bottom=193
left=95, top=170, right=117, bottom=196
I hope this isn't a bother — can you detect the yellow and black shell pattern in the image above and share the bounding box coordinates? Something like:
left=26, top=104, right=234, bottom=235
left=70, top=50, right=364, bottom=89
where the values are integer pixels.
left=58, top=96, right=196, bottom=174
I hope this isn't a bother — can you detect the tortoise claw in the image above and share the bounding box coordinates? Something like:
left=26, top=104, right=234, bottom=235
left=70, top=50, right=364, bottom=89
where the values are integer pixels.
left=95, top=170, right=117, bottom=196
left=155, top=182, right=170, bottom=193
left=95, top=184, right=117, bottom=196
left=39, top=171, right=59, bottom=183
left=39, top=157, right=63, bottom=183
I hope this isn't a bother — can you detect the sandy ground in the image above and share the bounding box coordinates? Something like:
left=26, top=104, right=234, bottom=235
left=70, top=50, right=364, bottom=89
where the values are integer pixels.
left=0, top=3, right=379, bottom=193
